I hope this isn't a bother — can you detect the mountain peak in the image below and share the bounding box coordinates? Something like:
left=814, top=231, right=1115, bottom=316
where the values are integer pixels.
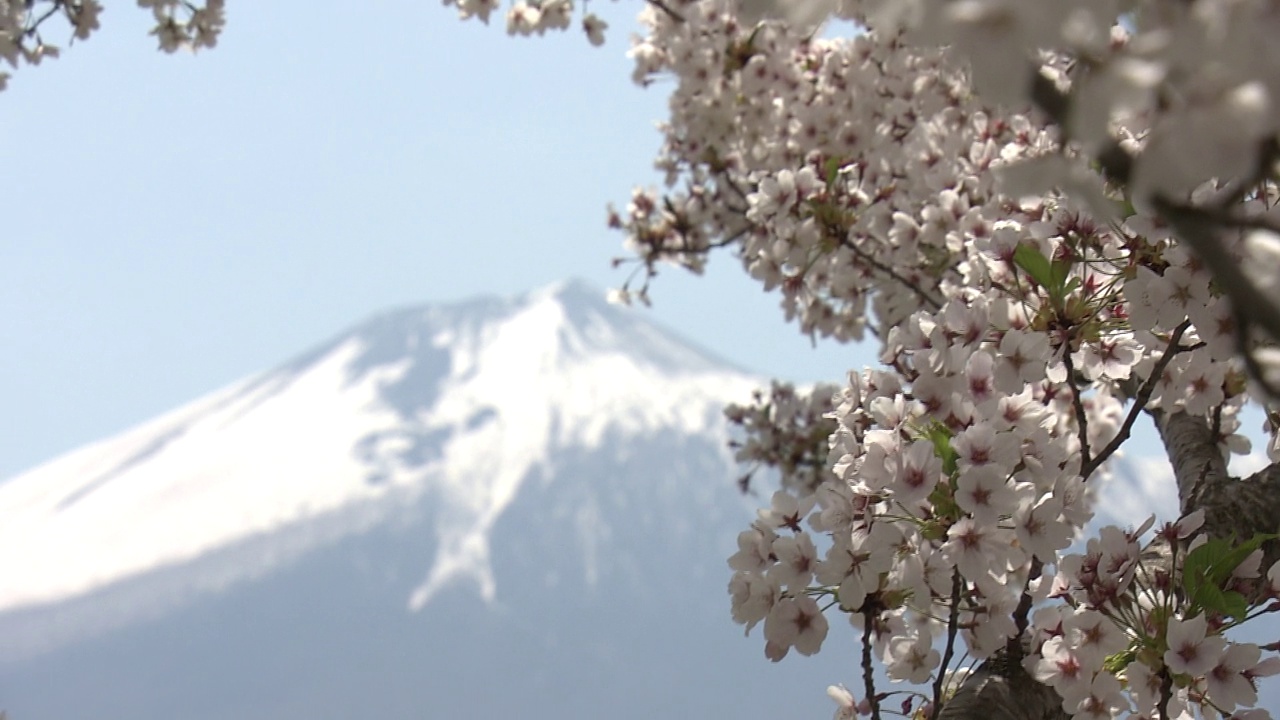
left=526, top=276, right=603, bottom=304
left=342, top=277, right=738, bottom=378
left=0, top=281, right=759, bottom=634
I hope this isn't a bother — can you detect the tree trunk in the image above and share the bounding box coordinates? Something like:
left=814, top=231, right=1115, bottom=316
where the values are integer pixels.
left=935, top=656, right=1069, bottom=720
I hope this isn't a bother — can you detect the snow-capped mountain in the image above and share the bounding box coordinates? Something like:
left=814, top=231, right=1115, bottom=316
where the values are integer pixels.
left=0, top=280, right=846, bottom=720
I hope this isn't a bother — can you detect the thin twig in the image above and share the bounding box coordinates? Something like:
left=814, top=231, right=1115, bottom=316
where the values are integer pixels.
left=1082, top=320, right=1192, bottom=479
left=1029, top=72, right=1132, bottom=185
left=1062, top=343, right=1092, bottom=469
left=1239, top=318, right=1280, bottom=399
left=715, top=167, right=753, bottom=206
left=1212, top=138, right=1280, bottom=212
left=707, top=224, right=750, bottom=250
left=930, top=571, right=963, bottom=720
left=1011, top=559, right=1043, bottom=647
left=24, top=0, right=65, bottom=37
left=1210, top=402, right=1224, bottom=444
left=1154, top=198, right=1280, bottom=344
left=645, top=0, right=685, bottom=23
left=1203, top=209, right=1280, bottom=235
left=837, top=235, right=944, bottom=311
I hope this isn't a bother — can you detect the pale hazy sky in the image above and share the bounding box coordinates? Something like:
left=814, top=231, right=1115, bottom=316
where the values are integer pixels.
left=1, top=3, right=869, bottom=478
left=7, top=4, right=1280, bottom=711
left=0, top=1, right=1247, bottom=501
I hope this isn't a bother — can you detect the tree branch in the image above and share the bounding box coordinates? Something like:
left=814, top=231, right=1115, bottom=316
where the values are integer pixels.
left=1027, top=70, right=1280, bottom=399
left=1152, top=410, right=1231, bottom=516
left=836, top=235, right=944, bottom=311
left=1061, top=346, right=1092, bottom=469
left=1152, top=197, right=1280, bottom=349
left=862, top=621, right=882, bottom=720
left=645, top=0, right=685, bottom=23
left=1153, top=408, right=1280, bottom=573
left=931, top=571, right=963, bottom=720
left=1082, top=320, right=1191, bottom=479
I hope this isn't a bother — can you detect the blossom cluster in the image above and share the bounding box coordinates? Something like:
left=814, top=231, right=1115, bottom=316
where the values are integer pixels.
left=0, top=0, right=224, bottom=91
left=139, top=0, right=225, bottom=53
left=502, top=0, right=608, bottom=44
left=883, top=0, right=1280, bottom=207
left=724, top=381, right=838, bottom=496
left=1030, top=512, right=1280, bottom=719
left=584, top=1, right=1280, bottom=715
left=28, top=0, right=1275, bottom=715
left=433, top=0, right=611, bottom=47
left=727, top=288, right=1100, bottom=692
left=0, top=0, right=102, bottom=90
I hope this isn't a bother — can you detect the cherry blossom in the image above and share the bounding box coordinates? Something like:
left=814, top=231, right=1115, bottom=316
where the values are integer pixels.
left=884, top=634, right=939, bottom=684
left=825, top=684, right=865, bottom=720
left=1013, top=497, right=1072, bottom=563
left=1208, top=642, right=1263, bottom=711
left=1165, top=615, right=1227, bottom=678
left=728, top=570, right=780, bottom=632
left=25, top=0, right=1280, bottom=717
left=763, top=595, right=829, bottom=661
left=1033, top=636, right=1087, bottom=695
left=769, top=532, right=819, bottom=591
left=1070, top=672, right=1129, bottom=720
left=1063, top=608, right=1128, bottom=669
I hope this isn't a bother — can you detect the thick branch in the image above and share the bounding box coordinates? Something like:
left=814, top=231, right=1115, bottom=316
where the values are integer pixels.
left=1153, top=409, right=1280, bottom=573
left=1029, top=72, right=1280, bottom=396
left=1151, top=410, right=1231, bottom=516
left=1153, top=198, right=1280, bottom=354
left=862, top=624, right=882, bottom=720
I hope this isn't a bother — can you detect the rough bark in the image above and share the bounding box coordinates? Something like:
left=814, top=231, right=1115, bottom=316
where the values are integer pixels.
left=930, top=409, right=1280, bottom=719
left=1155, top=409, right=1280, bottom=579
left=935, top=655, right=1069, bottom=720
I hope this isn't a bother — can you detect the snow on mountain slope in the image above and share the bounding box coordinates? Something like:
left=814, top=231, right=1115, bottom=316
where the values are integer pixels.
left=0, top=279, right=759, bottom=625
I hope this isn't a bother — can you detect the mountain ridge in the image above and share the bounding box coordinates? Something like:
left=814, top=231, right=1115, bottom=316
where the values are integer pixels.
left=0, top=279, right=761, bottom=636
left=0, top=279, right=858, bottom=720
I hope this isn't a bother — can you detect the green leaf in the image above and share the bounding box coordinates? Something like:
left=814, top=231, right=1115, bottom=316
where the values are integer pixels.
left=1221, top=590, right=1248, bottom=620
left=825, top=157, right=842, bottom=188
left=1183, top=538, right=1231, bottom=604
left=1013, top=243, right=1055, bottom=291
left=920, top=520, right=948, bottom=542
left=1182, top=533, right=1277, bottom=616
left=1187, top=584, right=1249, bottom=620
left=1049, top=258, right=1073, bottom=294
left=927, top=483, right=961, bottom=522
left=1103, top=649, right=1136, bottom=675
left=921, top=422, right=958, bottom=477
left=1118, top=197, right=1137, bottom=219
left=1014, top=244, right=1079, bottom=309
left=1193, top=582, right=1225, bottom=614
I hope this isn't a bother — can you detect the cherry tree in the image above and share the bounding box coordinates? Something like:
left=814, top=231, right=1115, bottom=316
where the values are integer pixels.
left=10, top=1, right=1280, bottom=718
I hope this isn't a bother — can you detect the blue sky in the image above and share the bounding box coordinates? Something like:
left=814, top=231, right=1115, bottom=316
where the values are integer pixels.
left=0, top=2, right=865, bottom=479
